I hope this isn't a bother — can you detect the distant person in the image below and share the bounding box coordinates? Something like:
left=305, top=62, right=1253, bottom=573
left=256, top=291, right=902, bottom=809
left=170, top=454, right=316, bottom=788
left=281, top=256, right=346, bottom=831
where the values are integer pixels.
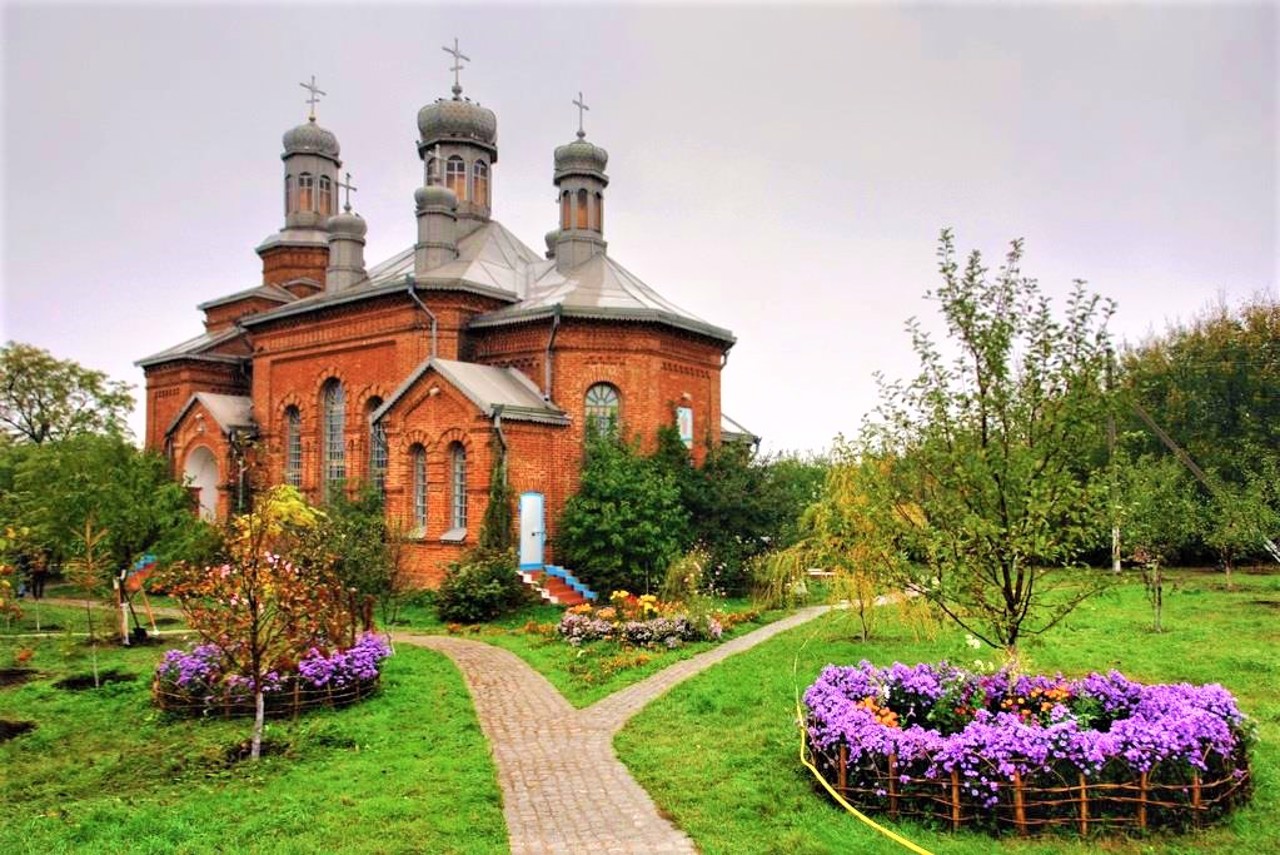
left=30, top=555, right=48, bottom=599
left=15, top=552, right=30, bottom=599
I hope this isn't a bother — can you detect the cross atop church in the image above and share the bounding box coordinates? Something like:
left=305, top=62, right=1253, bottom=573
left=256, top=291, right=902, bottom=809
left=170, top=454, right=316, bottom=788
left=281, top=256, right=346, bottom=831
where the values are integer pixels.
left=443, top=37, right=470, bottom=97
left=573, top=91, right=589, bottom=140
left=338, top=172, right=358, bottom=212
left=300, top=75, right=326, bottom=120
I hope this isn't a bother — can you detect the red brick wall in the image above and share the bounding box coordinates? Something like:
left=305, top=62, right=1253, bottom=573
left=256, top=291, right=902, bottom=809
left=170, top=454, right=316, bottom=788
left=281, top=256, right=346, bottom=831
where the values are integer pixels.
left=143, top=361, right=248, bottom=453
left=259, top=246, right=328, bottom=287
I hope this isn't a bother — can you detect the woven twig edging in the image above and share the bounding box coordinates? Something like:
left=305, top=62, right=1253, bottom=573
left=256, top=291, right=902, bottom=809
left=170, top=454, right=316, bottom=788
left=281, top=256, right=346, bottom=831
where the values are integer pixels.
left=153, top=676, right=380, bottom=720
left=807, top=733, right=1252, bottom=836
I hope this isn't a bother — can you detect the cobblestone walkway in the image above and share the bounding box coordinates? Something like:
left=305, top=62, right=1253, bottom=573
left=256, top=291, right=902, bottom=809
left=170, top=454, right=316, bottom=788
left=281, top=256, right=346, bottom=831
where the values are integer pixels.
left=396, top=605, right=829, bottom=854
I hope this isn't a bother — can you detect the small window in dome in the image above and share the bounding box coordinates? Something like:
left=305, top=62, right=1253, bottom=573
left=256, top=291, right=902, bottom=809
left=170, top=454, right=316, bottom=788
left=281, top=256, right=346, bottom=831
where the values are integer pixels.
left=284, top=175, right=294, bottom=215
left=446, top=156, right=467, bottom=200
left=560, top=191, right=571, bottom=230
left=298, top=173, right=315, bottom=212
left=576, top=189, right=589, bottom=229
left=318, top=175, right=333, bottom=215
left=473, top=160, right=489, bottom=207
left=594, top=192, right=604, bottom=232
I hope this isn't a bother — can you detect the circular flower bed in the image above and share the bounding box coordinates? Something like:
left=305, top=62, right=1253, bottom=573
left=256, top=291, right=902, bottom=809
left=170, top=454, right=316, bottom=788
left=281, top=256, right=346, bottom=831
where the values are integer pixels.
left=804, top=661, right=1253, bottom=836
left=154, top=632, right=391, bottom=719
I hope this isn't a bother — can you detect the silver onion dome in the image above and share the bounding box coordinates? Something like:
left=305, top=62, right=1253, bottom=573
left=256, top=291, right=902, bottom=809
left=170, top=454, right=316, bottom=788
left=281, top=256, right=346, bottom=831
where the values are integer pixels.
left=282, top=117, right=341, bottom=160
left=417, top=97, right=497, bottom=148
left=553, top=138, right=608, bottom=182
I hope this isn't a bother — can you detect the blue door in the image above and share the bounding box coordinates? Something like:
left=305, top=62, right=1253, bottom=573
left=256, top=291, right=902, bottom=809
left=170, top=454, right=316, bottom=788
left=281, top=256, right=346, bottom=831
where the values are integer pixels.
left=519, top=491, right=545, bottom=570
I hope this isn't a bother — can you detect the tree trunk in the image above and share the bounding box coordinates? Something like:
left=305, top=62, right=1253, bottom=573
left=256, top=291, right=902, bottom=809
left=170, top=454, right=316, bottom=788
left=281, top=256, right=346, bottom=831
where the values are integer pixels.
left=251, top=687, right=265, bottom=760
left=1152, top=565, right=1163, bottom=633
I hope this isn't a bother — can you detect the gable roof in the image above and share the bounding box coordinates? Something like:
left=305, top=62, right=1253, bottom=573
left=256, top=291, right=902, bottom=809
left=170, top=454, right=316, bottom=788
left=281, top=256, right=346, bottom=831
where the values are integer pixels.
left=373, top=357, right=569, bottom=427
left=135, top=327, right=247, bottom=368
left=165, top=392, right=255, bottom=438
left=196, top=283, right=297, bottom=311
left=720, top=412, right=759, bottom=445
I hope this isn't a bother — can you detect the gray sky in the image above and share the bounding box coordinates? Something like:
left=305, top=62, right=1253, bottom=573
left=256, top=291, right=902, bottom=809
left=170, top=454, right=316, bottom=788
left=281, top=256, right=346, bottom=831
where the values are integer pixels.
left=2, top=1, right=1276, bottom=454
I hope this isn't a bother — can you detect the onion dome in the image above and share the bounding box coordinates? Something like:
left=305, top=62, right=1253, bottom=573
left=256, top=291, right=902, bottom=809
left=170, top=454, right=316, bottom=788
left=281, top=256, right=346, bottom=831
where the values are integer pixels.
left=417, top=97, right=497, bottom=149
left=327, top=208, right=367, bottom=239
left=554, top=136, right=608, bottom=183
left=414, top=184, right=458, bottom=212
left=282, top=117, right=341, bottom=160
left=545, top=229, right=562, bottom=253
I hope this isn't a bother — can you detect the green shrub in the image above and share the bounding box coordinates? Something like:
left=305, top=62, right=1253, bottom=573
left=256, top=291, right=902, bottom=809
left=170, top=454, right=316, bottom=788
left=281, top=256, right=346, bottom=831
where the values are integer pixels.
left=435, top=548, right=527, bottom=624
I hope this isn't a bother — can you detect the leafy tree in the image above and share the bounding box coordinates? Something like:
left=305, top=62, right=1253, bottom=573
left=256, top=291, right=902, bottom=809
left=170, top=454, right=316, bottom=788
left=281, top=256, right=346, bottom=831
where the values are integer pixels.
left=868, top=231, right=1117, bottom=651
left=0, top=342, right=133, bottom=444
left=557, top=431, right=688, bottom=595
left=1116, top=453, right=1204, bottom=631
left=478, top=442, right=514, bottom=552
left=0, top=434, right=217, bottom=592
left=162, top=486, right=358, bottom=760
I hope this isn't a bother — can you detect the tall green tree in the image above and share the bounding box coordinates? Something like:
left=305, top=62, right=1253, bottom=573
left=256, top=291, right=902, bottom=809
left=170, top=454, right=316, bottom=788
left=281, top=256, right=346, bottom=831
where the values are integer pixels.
left=0, top=342, right=134, bottom=444
left=869, top=231, right=1117, bottom=651
left=557, top=431, right=688, bottom=595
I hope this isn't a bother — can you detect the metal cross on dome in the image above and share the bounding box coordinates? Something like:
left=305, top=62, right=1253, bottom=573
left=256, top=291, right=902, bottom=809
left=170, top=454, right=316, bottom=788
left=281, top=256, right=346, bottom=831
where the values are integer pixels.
left=443, top=37, right=470, bottom=96
left=573, top=91, right=589, bottom=139
left=337, top=172, right=358, bottom=212
left=300, top=75, right=326, bottom=120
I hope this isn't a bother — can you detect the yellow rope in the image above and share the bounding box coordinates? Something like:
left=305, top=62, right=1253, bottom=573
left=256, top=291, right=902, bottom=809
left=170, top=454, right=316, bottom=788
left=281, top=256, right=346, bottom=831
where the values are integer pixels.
left=795, top=699, right=936, bottom=855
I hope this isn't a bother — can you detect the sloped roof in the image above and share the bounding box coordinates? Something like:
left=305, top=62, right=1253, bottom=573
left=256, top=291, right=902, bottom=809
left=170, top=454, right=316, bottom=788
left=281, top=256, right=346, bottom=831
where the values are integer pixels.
left=366, top=220, right=544, bottom=297
left=135, top=327, right=247, bottom=368
left=469, top=252, right=736, bottom=345
left=165, top=392, right=255, bottom=438
left=720, top=412, right=759, bottom=445
left=197, top=283, right=296, bottom=311
left=373, top=357, right=569, bottom=426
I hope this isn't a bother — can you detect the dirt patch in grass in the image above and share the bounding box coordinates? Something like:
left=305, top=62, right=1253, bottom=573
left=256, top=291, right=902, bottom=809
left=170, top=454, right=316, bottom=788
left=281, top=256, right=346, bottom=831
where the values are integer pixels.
left=221, top=738, right=290, bottom=765
left=1250, top=600, right=1280, bottom=609
left=0, top=719, right=36, bottom=741
left=53, top=669, right=137, bottom=691
left=0, top=668, right=37, bottom=689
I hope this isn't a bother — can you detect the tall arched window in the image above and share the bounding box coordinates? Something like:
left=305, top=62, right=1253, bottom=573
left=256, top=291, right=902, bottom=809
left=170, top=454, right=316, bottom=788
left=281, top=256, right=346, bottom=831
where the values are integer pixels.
left=322, top=379, right=346, bottom=498
left=367, top=398, right=387, bottom=495
left=584, top=383, right=620, bottom=437
left=284, top=174, right=294, bottom=215
left=449, top=442, right=467, bottom=530
left=298, top=173, right=315, bottom=211
left=472, top=160, right=489, bottom=207
left=576, top=188, right=590, bottom=229
left=411, top=444, right=427, bottom=533
left=594, top=192, right=604, bottom=232
left=446, top=156, right=467, bottom=199
left=560, top=191, right=571, bottom=230
left=318, top=175, right=333, bottom=215
left=284, top=406, right=302, bottom=487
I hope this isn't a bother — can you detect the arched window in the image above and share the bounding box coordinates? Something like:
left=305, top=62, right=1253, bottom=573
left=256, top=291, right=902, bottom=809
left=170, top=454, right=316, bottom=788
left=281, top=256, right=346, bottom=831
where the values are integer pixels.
left=284, top=174, right=294, bottom=215
left=367, top=398, right=387, bottom=495
left=318, top=175, right=333, bottom=215
left=446, top=156, right=467, bottom=199
left=321, top=379, right=345, bottom=498
left=594, top=192, right=604, bottom=232
left=425, top=156, right=439, bottom=186
left=411, top=443, right=427, bottom=533
left=472, top=160, right=489, bottom=207
left=449, top=442, right=467, bottom=530
left=560, top=191, right=571, bottom=230
left=584, top=383, right=620, bottom=437
left=298, top=173, right=315, bottom=211
left=284, top=406, right=302, bottom=487
left=576, top=188, right=590, bottom=229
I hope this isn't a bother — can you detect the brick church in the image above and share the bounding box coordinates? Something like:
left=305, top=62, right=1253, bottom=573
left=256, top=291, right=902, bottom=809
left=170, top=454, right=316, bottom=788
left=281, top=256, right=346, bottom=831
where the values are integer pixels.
left=138, top=58, right=750, bottom=585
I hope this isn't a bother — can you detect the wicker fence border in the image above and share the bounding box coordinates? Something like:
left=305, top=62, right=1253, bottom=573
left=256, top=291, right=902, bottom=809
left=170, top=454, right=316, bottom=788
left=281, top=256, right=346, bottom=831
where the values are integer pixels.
left=805, top=731, right=1252, bottom=836
left=153, top=675, right=380, bottom=720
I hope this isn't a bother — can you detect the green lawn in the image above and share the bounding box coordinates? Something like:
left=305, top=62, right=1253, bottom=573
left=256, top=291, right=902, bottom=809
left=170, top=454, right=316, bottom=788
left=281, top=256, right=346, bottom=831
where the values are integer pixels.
left=615, top=568, right=1280, bottom=855
left=0, top=623, right=507, bottom=854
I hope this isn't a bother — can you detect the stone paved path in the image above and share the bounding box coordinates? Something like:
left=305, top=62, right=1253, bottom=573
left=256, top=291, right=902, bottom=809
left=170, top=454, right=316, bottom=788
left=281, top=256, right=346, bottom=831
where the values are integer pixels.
left=395, top=605, right=829, bottom=854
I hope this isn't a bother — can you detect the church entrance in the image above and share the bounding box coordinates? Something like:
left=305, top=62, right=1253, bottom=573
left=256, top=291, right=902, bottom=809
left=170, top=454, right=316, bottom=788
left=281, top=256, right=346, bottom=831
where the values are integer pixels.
left=183, top=446, right=219, bottom=522
left=519, top=492, right=545, bottom=570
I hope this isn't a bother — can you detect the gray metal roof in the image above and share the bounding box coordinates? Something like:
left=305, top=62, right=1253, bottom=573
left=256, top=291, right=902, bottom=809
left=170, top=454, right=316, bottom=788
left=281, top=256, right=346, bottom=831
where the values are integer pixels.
left=135, top=327, right=247, bottom=368
left=469, top=252, right=735, bottom=345
left=720, top=412, right=759, bottom=444
left=366, top=219, right=543, bottom=296
left=373, top=357, right=569, bottom=426
left=165, top=392, right=255, bottom=438
left=197, top=283, right=296, bottom=311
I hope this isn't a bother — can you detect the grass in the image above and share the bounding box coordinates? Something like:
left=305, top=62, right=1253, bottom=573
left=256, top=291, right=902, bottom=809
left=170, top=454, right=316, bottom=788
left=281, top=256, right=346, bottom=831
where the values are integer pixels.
left=390, top=596, right=789, bottom=708
left=0, top=621, right=507, bottom=854
left=615, top=568, right=1280, bottom=855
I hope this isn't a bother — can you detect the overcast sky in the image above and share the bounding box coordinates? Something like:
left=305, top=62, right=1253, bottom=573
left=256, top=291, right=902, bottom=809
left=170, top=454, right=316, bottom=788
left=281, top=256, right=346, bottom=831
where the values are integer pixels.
left=2, top=2, right=1275, bottom=455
